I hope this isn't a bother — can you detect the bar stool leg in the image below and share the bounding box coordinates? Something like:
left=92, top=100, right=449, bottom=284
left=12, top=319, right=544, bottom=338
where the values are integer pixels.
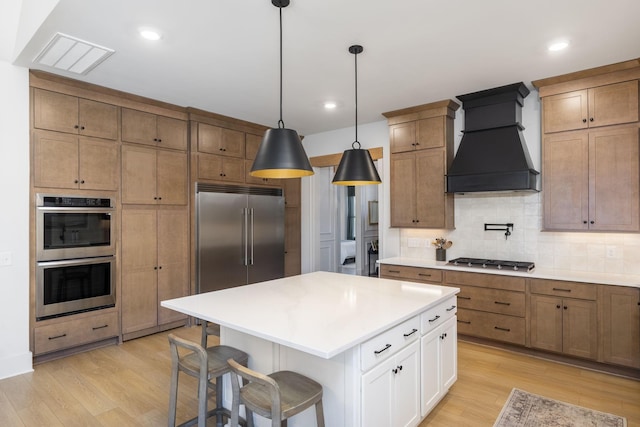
left=197, top=365, right=208, bottom=427
left=215, top=374, right=224, bottom=427
left=315, top=400, right=325, bottom=427
left=168, top=357, right=179, bottom=427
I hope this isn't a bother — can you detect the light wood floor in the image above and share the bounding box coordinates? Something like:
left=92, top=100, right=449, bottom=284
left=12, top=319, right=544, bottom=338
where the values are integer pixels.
left=1, top=326, right=638, bottom=426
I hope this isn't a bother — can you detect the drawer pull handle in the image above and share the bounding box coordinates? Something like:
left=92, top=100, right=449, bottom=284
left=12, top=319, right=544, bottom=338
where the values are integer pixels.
left=458, top=296, right=471, bottom=300
left=494, top=301, right=511, bottom=306
left=403, top=328, right=418, bottom=338
left=458, top=320, right=471, bottom=324
left=552, top=288, right=572, bottom=292
left=494, top=326, right=511, bottom=332
left=48, top=333, right=67, bottom=340
left=418, top=273, right=432, bottom=277
left=374, top=344, right=392, bottom=355
left=92, top=324, right=109, bottom=330
left=428, top=315, right=441, bottom=323
left=388, top=270, right=400, bottom=273
left=446, top=305, right=456, bottom=311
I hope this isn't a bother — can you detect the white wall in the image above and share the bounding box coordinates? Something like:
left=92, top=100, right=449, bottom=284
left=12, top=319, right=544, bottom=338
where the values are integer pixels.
left=302, top=89, right=640, bottom=277
left=0, top=60, right=33, bottom=379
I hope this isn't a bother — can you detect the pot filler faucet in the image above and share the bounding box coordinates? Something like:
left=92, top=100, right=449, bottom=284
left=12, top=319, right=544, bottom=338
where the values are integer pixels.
left=484, top=223, right=514, bottom=240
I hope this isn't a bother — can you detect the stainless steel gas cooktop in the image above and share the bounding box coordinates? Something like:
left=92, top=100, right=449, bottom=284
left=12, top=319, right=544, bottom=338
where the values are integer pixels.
left=448, top=257, right=535, bottom=273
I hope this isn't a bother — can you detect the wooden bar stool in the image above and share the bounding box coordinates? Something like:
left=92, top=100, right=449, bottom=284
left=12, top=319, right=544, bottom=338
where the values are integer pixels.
left=168, top=334, right=249, bottom=427
left=200, top=320, right=219, bottom=348
left=227, top=358, right=325, bottom=427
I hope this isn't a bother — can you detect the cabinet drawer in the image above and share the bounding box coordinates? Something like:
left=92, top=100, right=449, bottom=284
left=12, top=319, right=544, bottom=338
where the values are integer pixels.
left=445, top=271, right=525, bottom=292
left=420, top=296, right=457, bottom=335
left=361, top=315, right=420, bottom=372
left=457, top=285, right=525, bottom=317
left=529, top=279, right=597, bottom=300
left=380, top=264, right=443, bottom=283
left=456, top=308, right=525, bottom=345
left=35, top=311, right=119, bottom=355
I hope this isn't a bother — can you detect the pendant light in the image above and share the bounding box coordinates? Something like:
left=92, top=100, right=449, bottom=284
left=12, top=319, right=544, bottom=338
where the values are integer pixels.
left=251, top=0, right=314, bottom=179
left=332, top=45, right=381, bottom=186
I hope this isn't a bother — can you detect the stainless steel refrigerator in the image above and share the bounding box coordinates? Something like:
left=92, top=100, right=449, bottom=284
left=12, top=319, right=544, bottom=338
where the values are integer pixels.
left=196, top=183, right=285, bottom=293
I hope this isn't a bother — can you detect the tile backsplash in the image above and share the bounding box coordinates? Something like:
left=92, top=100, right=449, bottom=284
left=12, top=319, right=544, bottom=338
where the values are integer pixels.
left=400, top=192, right=640, bottom=275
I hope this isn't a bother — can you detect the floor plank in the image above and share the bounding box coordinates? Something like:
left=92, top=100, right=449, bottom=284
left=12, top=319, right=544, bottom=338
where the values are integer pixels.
left=1, top=327, right=638, bottom=426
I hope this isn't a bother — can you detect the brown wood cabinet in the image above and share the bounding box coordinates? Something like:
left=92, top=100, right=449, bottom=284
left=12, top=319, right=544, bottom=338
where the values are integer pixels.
left=380, top=264, right=443, bottom=283
left=600, top=285, right=640, bottom=368
left=33, top=88, right=118, bottom=140
left=34, top=310, right=119, bottom=356
left=542, top=80, right=639, bottom=133
left=197, top=122, right=245, bottom=158
left=445, top=271, right=526, bottom=346
left=33, top=130, right=118, bottom=191
left=121, top=144, right=188, bottom=205
left=384, top=100, right=457, bottom=229
left=283, top=178, right=301, bottom=277
left=197, top=153, right=244, bottom=183
left=529, top=279, right=598, bottom=360
left=121, top=108, right=188, bottom=151
left=543, top=125, right=639, bottom=231
left=121, top=208, right=189, bottom=338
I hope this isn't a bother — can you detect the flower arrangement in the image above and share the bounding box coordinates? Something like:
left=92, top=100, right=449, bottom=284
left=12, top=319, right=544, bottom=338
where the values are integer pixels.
left=431, top=237, right=452, bottom=250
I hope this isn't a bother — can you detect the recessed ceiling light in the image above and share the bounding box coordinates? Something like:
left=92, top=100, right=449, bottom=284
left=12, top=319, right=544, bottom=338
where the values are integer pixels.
left=324, top=102, right=337, bottom=110
left=139, top=29, right=161, bottom=41
left=548, top=40, right=569, bottom=52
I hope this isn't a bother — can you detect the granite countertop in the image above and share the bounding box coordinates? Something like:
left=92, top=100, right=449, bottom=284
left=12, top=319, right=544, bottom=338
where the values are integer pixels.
left=378, top=257, right=640, bottom=288
left=161, top=271, right=459, bottom=359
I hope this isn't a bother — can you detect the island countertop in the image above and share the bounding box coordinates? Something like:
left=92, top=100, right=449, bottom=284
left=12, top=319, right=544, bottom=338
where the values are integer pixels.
left=161, top=271, right=459, bottom=359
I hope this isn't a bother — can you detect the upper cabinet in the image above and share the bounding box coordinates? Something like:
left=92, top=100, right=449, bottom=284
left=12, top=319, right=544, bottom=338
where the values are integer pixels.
left=384, top=100, right=459, bottom=229
left=122, top=108, right=188, bottom=151
left=389, top=116, right=446, bottom=154
left=542, top=81, right=639, bottom=133
left=33, top=130, right=118, bottom=191
left=197, top=123, right=245, bottom=158
left=33, top=88, right=118, bottom=140
left=533, top=61, right=640, bottom=232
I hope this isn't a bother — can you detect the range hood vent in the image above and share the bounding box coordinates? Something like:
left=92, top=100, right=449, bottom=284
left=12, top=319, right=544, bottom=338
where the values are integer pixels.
left=446, top=82, right=539, bottom=193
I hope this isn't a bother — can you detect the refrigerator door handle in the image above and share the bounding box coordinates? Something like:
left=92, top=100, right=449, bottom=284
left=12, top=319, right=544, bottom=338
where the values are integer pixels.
left=243, top=207, right=249, bottom=266
left=249, top=208, right=255, bottom=265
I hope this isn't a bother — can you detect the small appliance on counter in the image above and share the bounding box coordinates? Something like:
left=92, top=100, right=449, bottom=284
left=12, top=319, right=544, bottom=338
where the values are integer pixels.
left=448, top=257, right=535, bottom=272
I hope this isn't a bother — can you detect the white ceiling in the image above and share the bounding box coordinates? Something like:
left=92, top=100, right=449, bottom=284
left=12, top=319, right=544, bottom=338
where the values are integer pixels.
left=12, top=0, right=640, bottom=135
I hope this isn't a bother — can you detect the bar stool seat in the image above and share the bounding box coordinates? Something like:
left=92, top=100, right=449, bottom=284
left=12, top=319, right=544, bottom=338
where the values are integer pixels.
left=168, top=334, right=249, bottom=427
left=228, top=358, right=325, bottom=427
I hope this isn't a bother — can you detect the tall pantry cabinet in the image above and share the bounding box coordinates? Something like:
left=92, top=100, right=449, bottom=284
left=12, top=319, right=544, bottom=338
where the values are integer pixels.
left=120, top=107, right=190, bottom=340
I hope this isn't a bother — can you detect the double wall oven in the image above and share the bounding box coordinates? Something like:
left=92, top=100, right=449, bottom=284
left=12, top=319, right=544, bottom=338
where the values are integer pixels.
left=35, top=194, right=116, bottom=320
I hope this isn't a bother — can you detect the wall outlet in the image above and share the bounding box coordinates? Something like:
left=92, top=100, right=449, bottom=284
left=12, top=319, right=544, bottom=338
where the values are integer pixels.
left=0, top=251, right=12, bottom=266
left=606, top=245, right=617, bottom=258
left=408, top=238, right=421, bottom=248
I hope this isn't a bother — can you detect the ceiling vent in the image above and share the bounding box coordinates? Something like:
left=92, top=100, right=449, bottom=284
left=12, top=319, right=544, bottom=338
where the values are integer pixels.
left=34, top=33, right=114, bottom=75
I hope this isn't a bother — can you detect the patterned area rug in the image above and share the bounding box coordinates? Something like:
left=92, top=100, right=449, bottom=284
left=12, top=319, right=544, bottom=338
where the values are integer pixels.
left=494, top=388, right=627, bottom=427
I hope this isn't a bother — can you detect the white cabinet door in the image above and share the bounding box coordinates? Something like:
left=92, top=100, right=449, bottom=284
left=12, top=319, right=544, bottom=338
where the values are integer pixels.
left=394, top=341, right=421, bottom=427
left=362, top=341, right=420, bottom=427
left=362, top=357, right=394, bottom=427
left=421, top=326, right=442, bottom=416
left=441, top=316, right=457, bottom=390
left=421, top=315, right=458, bottom=416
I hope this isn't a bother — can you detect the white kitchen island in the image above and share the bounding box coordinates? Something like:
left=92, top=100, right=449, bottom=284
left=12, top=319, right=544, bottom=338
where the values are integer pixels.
left=161, top=271, right=459, bottom=427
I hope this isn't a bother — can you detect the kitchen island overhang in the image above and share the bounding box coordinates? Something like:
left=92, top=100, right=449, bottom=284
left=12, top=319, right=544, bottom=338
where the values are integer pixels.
left=162, top=271, right=460, bottom=427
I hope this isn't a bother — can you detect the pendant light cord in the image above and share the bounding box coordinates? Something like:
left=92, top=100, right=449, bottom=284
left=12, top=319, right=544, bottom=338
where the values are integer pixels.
left=278, top=6, right=285, bottom=129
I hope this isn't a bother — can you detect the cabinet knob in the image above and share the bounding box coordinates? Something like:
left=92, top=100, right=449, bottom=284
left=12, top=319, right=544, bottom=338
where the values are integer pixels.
left=154, top=196, right=158, bottom=200
left=582, top=119, right=587, bottom=123
left=563, top=306, right=568, bottom=310
left=583, top=220, right=587, bottom=224
left=392, top=368, right=398, bottom=374
left=157, top=139, right=162, bottom=143
left=80, top=180, right=85, bottom=184
left=590, top=118, right=594, bottom=122
left=74, top=125, right=79, bottom=129
left=158, top=197, right=162, bottom=200
left=74, top=179, right=79, bottom=184
left=80, top=126, right=85, bottom=130
left=153, top=138, right=158, bottom=142
left=397, top=365, right=403, bottom=371
left=590, top=220, right=595, bottom=224
left=556, top=305, right=561, bottom=309
left=154, top=266, right=158, bottom=270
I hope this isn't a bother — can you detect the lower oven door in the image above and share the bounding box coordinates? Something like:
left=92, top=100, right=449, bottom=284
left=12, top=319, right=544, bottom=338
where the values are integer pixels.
left=36, top=256, right=116, bottom=320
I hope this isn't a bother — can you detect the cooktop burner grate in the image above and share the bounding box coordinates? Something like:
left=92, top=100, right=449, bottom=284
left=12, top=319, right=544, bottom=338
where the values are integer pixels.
left=448, top=257, right=535, bottom=272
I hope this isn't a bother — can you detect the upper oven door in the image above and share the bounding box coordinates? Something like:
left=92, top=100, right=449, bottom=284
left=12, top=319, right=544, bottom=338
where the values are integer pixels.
left=36, top=205, right=115, bottom=261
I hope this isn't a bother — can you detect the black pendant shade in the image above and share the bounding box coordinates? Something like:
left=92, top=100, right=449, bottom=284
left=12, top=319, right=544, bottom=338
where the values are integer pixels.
left=332, top=147, right=381, bottom=185
left=332, top=44, right=381, bottom=186
left=251, top=128, right=314, bottom=178
left=250, top=0, right=313, bottom=179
